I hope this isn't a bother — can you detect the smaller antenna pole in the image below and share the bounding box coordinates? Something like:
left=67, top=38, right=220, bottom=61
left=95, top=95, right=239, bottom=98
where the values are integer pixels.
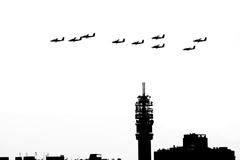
left=142, top=82, right=145, bottom=96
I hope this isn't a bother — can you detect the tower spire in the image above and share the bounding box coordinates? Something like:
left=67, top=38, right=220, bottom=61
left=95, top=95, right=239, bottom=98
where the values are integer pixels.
left=142, top=82, right=145, bottom=96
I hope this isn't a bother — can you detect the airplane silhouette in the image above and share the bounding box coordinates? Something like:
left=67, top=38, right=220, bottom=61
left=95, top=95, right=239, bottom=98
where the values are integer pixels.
left=132, top=40, right=144, bottom=45
left=193, top=37, right=207, bottom=43
left=152, top=34, right=165, bottom=40
left=69, top=37, right=82, bottom=42
left=81, top=33, right=95, bottom=39
left=112, top=38, right=125, bottom=44
left=183, top=45, right=196, bottom=51
left=50, top=37, right=64, bottom=42
left=152, top=44, right=165, bottom=49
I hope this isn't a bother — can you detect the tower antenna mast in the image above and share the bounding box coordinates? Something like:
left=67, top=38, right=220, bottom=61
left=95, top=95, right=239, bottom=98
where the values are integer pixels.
left=142, top=82, right=145, bottom=96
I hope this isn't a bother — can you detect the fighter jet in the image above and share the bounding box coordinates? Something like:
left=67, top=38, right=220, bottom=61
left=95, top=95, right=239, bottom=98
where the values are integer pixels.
left=81, top=33, right=95, bottom=39
left=112, top=38, right=125, bottom=44
left=193, top=37, right=207, bottom=43
left=183, top=45, right=196, bottom=51
left=50, top=37, right=64, bottom=42
left=69, top=37, right=82, bottom=42
left=152, top=44, right=165, bottom=49
left=132, top=40, right=144, bottom=45
left=152, top=34, right=165, bottom=40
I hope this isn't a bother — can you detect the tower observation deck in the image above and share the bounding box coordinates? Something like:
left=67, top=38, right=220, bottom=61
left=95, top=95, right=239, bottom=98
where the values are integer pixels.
left=135, top=82, right=154, bottom=160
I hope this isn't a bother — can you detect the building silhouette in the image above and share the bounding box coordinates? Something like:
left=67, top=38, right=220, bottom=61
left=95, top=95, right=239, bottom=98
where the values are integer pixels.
left=14, top=156, right=35, bottom=160
left=9, top=154, right=115, bottom=160
left=46, top=155, right=64, bottom=160
left=135, top=82, right=154, bottom=160
left=15, top=157, right=22, bottom=160
left=23, top=157, right=36, bottom=160
left=87, top=154, right=108, bottom=160
left=154, top=133, right=235, bottom=160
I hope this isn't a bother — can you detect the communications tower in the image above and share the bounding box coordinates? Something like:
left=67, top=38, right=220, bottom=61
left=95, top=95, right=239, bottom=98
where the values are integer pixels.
left=135, top=82, right=154, bottom=160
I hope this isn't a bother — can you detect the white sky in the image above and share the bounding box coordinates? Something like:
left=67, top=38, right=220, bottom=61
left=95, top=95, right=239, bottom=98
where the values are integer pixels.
left=0, top=0, right=240, bottom=160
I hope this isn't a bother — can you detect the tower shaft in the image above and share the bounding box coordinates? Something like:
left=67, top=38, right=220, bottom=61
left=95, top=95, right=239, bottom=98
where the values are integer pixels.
left=138, top=140, right=151, bottom=160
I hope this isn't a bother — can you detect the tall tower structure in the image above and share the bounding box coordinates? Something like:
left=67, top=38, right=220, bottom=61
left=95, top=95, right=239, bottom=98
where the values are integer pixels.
left=135, top=82, right=154, bottom=160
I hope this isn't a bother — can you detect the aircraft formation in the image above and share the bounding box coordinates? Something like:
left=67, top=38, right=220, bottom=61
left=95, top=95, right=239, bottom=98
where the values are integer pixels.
left=51, top=33, right=207, bottom=51
left=112, top=34, right=165, bottom=49
left=50, top=33, right=95, bottom=43
left=183, top=37, right=207, bottom=51
left=151, top=34, right=165, bottom=49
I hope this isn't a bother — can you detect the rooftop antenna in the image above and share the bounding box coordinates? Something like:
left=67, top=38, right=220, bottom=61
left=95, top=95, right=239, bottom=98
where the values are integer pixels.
left=142, top=82, right=145, bottom=96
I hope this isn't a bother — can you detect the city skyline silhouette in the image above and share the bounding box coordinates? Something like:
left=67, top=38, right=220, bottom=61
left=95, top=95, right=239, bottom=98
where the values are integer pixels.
left=0, top=83, right=237, bottom=160
left=1, top=0, right=240, bottom=160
